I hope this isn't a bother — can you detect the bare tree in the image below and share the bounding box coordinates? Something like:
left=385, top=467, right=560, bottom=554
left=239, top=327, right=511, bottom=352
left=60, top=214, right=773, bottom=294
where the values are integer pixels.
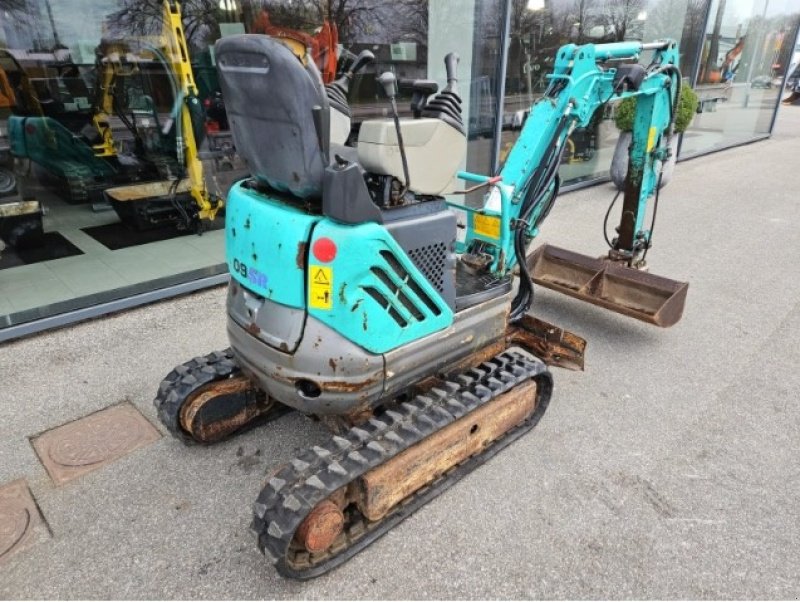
left=600, top=0, right=644, bottom=41
left=551, top=0, right=594, bottom=43
left=106, top=0, right=223, bottom=51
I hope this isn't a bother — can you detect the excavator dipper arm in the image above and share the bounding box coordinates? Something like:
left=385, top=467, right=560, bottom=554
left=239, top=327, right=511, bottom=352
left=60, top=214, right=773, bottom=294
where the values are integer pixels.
left=452, top=40, right=686, bottom=326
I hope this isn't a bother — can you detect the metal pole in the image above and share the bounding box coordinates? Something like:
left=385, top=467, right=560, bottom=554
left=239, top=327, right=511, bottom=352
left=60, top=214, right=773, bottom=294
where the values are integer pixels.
left=743, top=0, right=770, bottom=108
left=491, top=0, right=512, bottom=174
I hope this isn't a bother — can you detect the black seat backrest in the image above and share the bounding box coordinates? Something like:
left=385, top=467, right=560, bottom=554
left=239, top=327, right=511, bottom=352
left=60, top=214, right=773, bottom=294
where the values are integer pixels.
left=215, top=35, right=328, bottom=199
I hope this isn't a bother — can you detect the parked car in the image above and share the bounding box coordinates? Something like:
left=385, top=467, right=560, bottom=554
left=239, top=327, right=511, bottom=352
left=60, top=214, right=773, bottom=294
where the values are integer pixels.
left=750, top=75, right=773, bottom=89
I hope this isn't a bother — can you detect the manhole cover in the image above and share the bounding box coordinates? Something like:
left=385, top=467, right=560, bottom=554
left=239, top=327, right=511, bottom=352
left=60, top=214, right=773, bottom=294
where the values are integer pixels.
left=32, top=403, right=161, bottom=486
left=0, top=480, right=46, bottom=566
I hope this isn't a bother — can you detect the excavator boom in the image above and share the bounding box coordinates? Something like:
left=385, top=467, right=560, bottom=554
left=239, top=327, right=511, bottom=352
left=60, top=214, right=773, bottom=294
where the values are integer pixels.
left=452, top=40, right=688, bottom=326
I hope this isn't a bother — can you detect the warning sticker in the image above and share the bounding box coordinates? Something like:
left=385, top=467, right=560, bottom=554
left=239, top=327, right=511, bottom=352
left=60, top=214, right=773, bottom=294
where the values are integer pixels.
left=309, top=265, right=333, bottom=310
left=473, top=213, right=501, bottom=239
left=647, top=126, right=658, bottom=152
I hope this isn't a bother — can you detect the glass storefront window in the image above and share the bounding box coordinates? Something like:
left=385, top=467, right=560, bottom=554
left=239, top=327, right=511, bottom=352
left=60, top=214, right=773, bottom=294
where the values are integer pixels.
left=0, top=0, right=505, bottom=338
left=0, top=0, right=796, bottom=339
left=502, top=0, right=714, bottom=187
left=680, top=0, right=800, bottom=156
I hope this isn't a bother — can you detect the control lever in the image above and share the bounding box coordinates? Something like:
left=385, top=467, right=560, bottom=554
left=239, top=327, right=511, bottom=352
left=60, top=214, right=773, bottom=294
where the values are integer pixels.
left=377, top=71, right=411, bottom=194
left=330, top=49, right=374, bottom=96
left=443, top=52, right=460, bottom=96
left=410, top=79, right=439, bottom=117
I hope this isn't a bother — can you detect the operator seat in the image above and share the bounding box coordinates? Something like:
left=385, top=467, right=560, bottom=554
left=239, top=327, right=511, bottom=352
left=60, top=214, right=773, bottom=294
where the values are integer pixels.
left=216, top=35, right=329, bottom=199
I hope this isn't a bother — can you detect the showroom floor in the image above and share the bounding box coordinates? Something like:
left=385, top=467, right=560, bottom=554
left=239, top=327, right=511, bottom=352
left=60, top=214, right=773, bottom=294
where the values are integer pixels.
left=0, top=174, right=224, bottom=315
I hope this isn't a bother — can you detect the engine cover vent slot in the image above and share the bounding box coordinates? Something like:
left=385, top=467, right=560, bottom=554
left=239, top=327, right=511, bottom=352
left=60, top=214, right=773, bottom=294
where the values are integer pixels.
left=379, top=250, right=441, bottom=317
left=407, top=242, right=447, bottom=294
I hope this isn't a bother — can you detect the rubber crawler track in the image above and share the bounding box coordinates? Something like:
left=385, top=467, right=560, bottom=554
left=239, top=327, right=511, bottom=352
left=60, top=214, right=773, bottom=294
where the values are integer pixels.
left=251, top=348, right=553, bottom=579
left=154, top=348, right=248, bottom=444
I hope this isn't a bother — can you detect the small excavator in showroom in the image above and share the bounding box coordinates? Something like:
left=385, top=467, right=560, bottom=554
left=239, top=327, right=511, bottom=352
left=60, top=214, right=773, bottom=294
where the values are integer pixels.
left=7, top=1, right=224, bottom=231
left=155, top=35, right=688, bottom=578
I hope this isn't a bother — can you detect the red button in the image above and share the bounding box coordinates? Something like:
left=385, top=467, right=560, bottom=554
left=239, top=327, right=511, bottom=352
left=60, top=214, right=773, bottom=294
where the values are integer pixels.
left=312, top=237, right=337, bottom=263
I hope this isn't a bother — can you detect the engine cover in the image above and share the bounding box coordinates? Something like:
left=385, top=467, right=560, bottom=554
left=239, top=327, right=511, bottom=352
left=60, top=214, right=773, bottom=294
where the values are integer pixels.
left=357, top=118, right=466, bottom=196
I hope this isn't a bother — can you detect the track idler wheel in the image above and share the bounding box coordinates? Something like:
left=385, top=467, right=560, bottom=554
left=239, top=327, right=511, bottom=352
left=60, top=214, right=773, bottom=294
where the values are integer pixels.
left=155, top=348, right=282, bottom=445
left=178, top=374, right=273, bottom=444
left=294, top=500, right=345, bottom=554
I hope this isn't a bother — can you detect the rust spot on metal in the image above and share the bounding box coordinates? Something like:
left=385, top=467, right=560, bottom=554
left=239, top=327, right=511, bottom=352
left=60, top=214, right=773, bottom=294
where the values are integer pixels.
left=179, top=376, right=270, bottom=444
left=438, top=340, right=506, bottom=379
left=31, top=403, right=161, bottom=486
left=357, top=380, right=538, bottom=521
left=245, top=322, right=261, bottom=336
left=279, top=342, right=289, bottom=352
left=295, top=241, right=307, bottom=270
left=328, top=357, right=337, bottom=373
left=0, top=479, right=47, bottom=565
left=505, top=314, right=586, bottom=371
left=294, top=500, right=344, bottom=554
left=319, top=375, right=380, bottom=394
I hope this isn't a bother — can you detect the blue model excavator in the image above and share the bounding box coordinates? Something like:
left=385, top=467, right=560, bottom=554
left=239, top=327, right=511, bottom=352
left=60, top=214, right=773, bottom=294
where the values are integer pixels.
left=155, top=36, right=688, bottom=578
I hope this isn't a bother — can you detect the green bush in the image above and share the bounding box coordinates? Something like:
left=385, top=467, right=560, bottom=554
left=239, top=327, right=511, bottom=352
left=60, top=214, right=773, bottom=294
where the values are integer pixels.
left=614, top=84, right=698, bottom=133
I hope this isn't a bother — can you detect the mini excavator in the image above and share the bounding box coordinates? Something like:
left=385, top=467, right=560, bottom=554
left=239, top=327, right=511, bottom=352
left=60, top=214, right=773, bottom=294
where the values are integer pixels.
left=155, top=37, right=688, bottom=578
left=8, top=1, right=223, bottom=231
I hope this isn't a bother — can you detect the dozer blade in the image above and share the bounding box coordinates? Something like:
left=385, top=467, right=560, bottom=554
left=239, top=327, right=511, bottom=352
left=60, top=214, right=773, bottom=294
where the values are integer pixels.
left=527, top=244, right=688, bottom=328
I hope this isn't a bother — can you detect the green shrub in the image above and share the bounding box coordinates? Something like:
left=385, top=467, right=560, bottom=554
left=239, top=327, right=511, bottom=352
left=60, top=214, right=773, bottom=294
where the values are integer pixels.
left=614, top=84, right=698, bottom=133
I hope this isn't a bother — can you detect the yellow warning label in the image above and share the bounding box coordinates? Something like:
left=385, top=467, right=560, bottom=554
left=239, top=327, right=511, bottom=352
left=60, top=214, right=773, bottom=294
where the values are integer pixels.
left=647, top=126, right=658, bottom=152
left=473, top=213, right=501, bottom=239
left=309, top=265, right=333, bottom=310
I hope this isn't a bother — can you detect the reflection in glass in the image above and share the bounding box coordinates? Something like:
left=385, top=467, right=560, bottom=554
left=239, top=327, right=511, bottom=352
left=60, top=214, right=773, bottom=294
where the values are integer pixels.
left=682, top=0, right=800, bottom=155
left=0, top=0, right=509, bottom=332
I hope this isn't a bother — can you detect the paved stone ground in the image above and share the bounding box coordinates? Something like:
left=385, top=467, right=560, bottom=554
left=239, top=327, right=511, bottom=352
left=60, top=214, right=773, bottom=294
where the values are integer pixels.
left=1, top=108, right=799, bottom=599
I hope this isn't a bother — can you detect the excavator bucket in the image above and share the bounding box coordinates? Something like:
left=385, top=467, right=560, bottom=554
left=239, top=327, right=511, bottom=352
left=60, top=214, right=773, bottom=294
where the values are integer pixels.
left=527, top=244, right=688, bottom=328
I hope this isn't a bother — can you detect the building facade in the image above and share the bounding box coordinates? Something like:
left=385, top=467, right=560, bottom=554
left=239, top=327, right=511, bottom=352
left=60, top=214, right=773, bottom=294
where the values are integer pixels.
left=0, top=0, right=797, bottom=341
